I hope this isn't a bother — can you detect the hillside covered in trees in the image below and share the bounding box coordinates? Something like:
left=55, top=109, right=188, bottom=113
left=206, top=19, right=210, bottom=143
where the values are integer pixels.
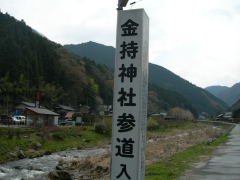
left=65, top=42, right=228, bottom=115
left=0, top=12, right=113, bottom=111
left=0, top=12, right=196, bottom=115
left=231, top=99, right=240, bottom=118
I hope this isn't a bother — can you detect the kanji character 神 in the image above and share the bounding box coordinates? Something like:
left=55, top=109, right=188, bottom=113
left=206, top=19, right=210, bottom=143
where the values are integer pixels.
left=118, top=64, right=137, bottom=83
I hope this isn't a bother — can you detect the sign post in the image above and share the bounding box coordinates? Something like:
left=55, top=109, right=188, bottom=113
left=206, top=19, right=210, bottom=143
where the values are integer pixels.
left=111, top=9, right=149, bottom=180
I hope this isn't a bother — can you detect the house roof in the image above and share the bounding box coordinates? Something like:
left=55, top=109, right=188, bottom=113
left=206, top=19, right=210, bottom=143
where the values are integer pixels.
left=19, top=101, right=45, bottom=108
left=21, top=102, right=36, bottom=107
left=26, top=107, right=59, bottom=116
left=57, top=105, right=75, bottom=111
left=65, top=112, right=74, bottom=118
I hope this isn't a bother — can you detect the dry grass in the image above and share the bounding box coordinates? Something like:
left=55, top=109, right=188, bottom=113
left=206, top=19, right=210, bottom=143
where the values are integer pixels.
left=57, top=123, right=225, bottom=179
left=146, top=125, right=223, bottom=165
left=58, top=153, right=110, bottom=180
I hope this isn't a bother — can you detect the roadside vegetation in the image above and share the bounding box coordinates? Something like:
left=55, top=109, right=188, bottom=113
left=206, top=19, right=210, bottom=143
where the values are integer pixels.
left=145, top=134, right=229, bottom=180
left=147, top=117, right=195, bottom=135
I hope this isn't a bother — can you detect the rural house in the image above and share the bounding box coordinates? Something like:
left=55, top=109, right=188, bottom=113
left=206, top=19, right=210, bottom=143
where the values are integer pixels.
left=15, top=101, right=45, bottom=111
left=25, top=107, right=59, bottom=127
left=55, top=105, right=75, bottom=119
left=55, top=105, right=75, bottom=113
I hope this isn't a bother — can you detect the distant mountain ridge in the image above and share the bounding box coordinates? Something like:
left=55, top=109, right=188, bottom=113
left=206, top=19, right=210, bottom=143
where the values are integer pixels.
left=0, top=12, right=197, bottom=115
left=205, top=86, right=229, bottom=96
left=65, top=42, right=115, bottom=68
left=206, top=83, right=240, bottom=106
left=64, top=42, right=228, bottom=115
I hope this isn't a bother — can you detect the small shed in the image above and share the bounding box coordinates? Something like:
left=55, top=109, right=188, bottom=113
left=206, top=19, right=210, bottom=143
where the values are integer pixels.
left=25, top=107, right=59, bottom=127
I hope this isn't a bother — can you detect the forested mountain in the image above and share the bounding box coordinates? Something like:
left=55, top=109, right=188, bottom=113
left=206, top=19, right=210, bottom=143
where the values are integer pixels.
left=206, top=83, right=240, bottom=106
left=231, top=99, right=240, bottom=111
left=0, top=12, right=113, bottom=110
left=64, top=42, right=228, bottom=115
left=149, top=64, right=227, bottom=115
left=0, top=12, right=195, bottom=115
left=231, top=99, right=240, bottom=118
left=65, top=42, right=115, bottom=69
left=64, top=42, right=199, bottom=115
left=148, top=84, right=196, bottom=115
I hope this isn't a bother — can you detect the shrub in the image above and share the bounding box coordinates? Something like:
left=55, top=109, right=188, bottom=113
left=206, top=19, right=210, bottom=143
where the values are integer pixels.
left=82, top=115, right=96, bottom=125
left=147, top=118, right=159, bottom=131
left=52, top=133, right=65, bottom=141
left=94, top=117, right=112, bottom=136
left=7, top=129, right=14, bottom=139
left=95, top=123, right=107, bottom=134
left=169, top=107, right=194, bottom=121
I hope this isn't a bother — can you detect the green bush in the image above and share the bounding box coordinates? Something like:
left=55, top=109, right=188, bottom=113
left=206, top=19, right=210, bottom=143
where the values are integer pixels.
left=95, top=123, right=107, bottom=134
left=94, top=117, right=112, bottom=136
left=52, top=133, right=65, bottom=141
left=147, top=117, right=159, bottom=131
left=82, top=115, right=97, bottom=125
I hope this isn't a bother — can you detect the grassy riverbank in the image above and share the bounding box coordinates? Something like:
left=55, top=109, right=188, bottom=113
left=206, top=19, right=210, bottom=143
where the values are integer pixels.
left=51, top=121, right=233, bottom=179
left=0, top=126, right=109, bottom=163
left=0, top=119, right=233, bottom=165
left=0, top=120, right=189, bottom=163
left=145, top=133, right=230, bottom=180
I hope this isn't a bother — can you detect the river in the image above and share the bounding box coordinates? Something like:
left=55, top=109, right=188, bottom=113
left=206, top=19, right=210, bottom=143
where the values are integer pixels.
left=0, top=147, right=108, bottom=180
left=0, top=124, right=226, bottom=180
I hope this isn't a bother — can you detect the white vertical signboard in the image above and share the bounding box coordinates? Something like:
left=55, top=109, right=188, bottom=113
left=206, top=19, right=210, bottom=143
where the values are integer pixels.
left=111, top=9, right=149, bottom=180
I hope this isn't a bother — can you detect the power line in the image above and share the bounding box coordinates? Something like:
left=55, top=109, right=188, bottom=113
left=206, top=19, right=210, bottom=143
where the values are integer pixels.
left=130, top=0, right=143, bottom=8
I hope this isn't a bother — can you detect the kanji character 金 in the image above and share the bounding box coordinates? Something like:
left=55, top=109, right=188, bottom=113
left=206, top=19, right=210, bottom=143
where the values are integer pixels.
left=121, top=19, right=139, bottom=36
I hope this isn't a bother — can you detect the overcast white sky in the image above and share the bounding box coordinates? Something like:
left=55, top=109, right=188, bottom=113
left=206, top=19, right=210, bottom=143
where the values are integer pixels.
left=1, top=0, right=240, bottom=88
